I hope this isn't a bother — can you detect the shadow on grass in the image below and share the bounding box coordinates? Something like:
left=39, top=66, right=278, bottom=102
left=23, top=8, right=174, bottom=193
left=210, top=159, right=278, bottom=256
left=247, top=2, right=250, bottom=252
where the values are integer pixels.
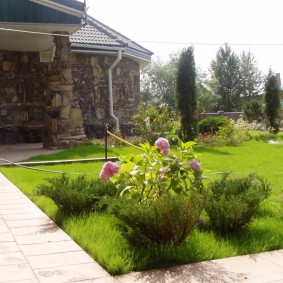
left=218, top=218, right=283, bottom=255
left=24, top=144, right=106, bottom=162
left=119, top=247, right=243, bottom=282
left=195, top=145, right=231, bottom=156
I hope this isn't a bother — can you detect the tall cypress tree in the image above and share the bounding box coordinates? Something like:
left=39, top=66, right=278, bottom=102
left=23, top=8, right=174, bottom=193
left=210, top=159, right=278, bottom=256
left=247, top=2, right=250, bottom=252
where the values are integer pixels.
left=176, top=47, right=198, bottom=141
left=264, top=69, right=281, bottom=132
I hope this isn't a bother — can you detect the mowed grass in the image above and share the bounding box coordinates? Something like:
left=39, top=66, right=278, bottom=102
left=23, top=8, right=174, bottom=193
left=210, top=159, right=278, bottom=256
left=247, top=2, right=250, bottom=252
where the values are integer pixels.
left=22, top=144, right=140, bottom=162
left=1, top=136, right=283, bottom=275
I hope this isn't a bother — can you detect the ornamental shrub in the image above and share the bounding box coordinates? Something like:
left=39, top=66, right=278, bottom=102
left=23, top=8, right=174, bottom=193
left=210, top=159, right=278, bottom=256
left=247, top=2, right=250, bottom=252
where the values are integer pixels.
left=111, top=190, right=209, bottom=246
left=199, top=117, right=252, bottom=146
left=100, top=137, right=208, bottom=246
left=36, top=175, right=117, bottom=215
left=132, top=103, right=174, bottom=144
left=206, top=173, right=270, bottom=234
left=108, top=139, right=204, bottom=205
left=198, top=116, right=231, bottom=134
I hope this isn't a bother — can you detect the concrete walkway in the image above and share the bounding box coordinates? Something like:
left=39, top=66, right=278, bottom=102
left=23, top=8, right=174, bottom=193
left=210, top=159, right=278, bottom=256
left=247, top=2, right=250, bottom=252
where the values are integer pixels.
left=1, top=144, right=283, bottom=282
left=0, top=143, right=63, bottom=163
left=0, top=173, right=113, bottom=283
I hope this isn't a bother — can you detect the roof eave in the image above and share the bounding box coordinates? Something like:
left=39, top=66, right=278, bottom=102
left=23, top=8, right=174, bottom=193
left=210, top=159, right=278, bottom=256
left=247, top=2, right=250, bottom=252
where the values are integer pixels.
left=70, top=43, right=152, bottom=69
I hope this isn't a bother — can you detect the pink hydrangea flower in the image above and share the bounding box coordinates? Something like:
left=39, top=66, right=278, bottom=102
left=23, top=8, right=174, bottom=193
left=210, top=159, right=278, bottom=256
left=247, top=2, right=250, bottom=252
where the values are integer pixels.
left=99, top=161, right=119, bottom=181
left=154, top=138, right=170, bottom=156
left=189, top=160, right=201, bottom=172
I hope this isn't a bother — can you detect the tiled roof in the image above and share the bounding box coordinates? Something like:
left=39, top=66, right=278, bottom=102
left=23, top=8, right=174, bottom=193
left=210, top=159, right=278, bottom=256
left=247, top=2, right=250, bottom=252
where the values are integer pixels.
left=70, top=24, right=122, bottom=46
left=70, top=15, right=153, bottom=61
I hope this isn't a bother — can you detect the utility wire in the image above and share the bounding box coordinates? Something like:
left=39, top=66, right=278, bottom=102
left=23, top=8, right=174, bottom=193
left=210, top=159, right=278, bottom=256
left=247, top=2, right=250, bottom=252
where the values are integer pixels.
left=0, top=158, right=86, bottom=175
left=1, top=27, right=283, bottom=46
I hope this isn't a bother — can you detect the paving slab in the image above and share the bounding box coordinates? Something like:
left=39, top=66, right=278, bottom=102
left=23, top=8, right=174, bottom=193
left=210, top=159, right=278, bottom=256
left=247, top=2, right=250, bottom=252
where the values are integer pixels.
left=20, top=240, right=82, bottom=256
left=0, top=173, right=113, bottom=283
left=114, top=251, right=283, bottom=283
left=0, top=242, right=20, bottom=254
left=0, top=143, right=62, bottom=163
left=0, top=264, right=36, bottom=282
left=34, top=262, right=110, bottom=283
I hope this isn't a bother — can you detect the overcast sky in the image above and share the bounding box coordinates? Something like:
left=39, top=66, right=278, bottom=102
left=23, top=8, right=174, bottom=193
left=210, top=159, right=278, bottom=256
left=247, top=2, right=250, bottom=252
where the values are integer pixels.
left=86, top=0, right=283, bottom=76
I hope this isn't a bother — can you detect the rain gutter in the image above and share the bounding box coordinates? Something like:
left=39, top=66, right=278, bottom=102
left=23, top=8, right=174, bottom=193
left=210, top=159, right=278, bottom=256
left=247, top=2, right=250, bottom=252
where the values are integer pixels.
left=108, top=49, right=122, bottom=131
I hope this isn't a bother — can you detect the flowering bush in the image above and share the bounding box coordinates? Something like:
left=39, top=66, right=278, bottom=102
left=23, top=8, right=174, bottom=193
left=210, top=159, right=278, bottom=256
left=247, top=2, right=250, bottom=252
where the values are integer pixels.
left=198, top=118, right=252, bottom=146
left=100, top=161, right=119, bottom=181
left=99, top=138, right=208, bottom=245
left=103, top=138, right=204, bottom=205
left=154, top=137, right=170, bottom=156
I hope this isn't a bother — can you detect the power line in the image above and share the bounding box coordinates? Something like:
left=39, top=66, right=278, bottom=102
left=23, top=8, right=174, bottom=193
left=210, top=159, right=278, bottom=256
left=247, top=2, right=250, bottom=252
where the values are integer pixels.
left=132, top=40, right=283, bottom=47
left=0, top=158, right=85, bottom=175
left=1, top=27, right=283, bottom=46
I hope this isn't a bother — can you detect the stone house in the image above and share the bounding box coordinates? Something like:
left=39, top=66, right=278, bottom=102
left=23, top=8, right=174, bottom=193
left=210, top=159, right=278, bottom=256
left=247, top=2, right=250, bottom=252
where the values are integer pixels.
left=0, top=0, right=153, bottom=147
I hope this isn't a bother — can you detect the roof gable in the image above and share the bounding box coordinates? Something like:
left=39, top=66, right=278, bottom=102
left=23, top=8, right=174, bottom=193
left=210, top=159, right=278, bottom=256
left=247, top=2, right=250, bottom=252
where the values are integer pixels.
left=70, top=16, right=153, bottom=66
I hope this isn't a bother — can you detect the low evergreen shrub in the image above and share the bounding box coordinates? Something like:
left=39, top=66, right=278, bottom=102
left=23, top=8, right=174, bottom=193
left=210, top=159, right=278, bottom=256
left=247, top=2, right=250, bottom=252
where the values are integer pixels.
left=206, top=173, right=271, bottom=234
left=36, top=175, right=117, bottom=214
left=110, top=190, right=209, bottom=246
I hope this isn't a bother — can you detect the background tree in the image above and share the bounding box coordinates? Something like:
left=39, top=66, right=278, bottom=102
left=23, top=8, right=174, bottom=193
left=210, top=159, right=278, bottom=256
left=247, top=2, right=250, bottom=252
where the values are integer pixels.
left=243, top=99, right=264, bottom=122
left=176, top=46, right=198, bottom=141
left=210, top=43, right=242, bottom=111
left=197, top=69, right=218, bottom=113
left=240, top=51, right=264, bottom=102
left=133, top=102, right=174, bottom=144
left=141, top=54, right=179, bottom=111
left=264, top=69, right=281, bottom=132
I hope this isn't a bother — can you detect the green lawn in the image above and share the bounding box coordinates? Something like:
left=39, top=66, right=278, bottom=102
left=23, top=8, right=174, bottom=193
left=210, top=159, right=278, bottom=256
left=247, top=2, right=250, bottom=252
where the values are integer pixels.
left=22, top=144, right=140, bottom=162
left=1, top=137, right=283, bottom=275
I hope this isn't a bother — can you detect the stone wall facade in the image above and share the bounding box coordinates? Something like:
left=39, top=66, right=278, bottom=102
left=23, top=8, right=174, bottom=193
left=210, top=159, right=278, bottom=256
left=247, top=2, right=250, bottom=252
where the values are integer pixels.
left=71, top=53, right=140, bottom=138
left=0, top=49, right=141, bottom=144
left=0, top=51, right=47, bottom=144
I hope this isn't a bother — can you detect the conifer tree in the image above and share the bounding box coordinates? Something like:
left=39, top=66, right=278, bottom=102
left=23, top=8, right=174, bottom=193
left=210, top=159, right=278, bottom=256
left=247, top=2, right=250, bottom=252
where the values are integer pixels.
left=176, top=47, right=198, bottom=141
left=264, top=70, right=281, bottom=132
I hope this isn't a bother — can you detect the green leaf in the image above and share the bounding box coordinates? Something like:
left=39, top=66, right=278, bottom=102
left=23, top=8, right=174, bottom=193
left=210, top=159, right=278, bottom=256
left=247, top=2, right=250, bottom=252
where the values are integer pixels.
left=184, top=141, right=197, bottom=148
left=121, top=162, right=135, bottom=173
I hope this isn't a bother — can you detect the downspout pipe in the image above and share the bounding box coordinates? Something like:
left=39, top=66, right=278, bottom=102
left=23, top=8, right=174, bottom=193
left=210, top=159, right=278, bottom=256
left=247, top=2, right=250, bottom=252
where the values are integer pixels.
left=108, top=49, right=122, bottom=131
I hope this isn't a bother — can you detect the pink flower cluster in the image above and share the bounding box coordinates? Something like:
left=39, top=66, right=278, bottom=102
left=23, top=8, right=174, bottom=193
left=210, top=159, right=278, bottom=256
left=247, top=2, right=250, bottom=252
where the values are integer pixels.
left=100, top=161, right=119, bottom=181
left=189, top=160, right=201, bottom=172
left=154, top=138, right=170, bottom=156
